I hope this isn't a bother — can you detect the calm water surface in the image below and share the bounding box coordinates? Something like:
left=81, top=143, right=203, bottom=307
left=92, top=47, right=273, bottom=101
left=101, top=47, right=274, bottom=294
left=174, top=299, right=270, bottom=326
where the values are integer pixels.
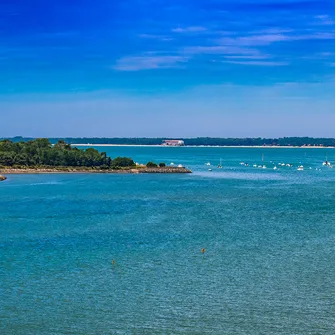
left=1, top=147, right=335, bottom=334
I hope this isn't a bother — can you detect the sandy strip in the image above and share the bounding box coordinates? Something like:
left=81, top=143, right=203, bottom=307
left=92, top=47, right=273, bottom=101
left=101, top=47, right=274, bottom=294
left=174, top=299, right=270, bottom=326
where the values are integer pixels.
left=71, top=144, right=335, bottom=149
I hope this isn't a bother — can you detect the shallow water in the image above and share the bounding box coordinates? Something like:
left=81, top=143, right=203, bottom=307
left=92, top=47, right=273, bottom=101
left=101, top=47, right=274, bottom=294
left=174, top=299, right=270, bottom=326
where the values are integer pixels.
left=1, top=147, right=334, bottom=334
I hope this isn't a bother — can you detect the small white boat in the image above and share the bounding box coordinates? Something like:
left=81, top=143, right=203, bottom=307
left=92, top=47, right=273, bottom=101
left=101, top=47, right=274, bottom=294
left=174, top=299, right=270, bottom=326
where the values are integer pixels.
left=273, top=166, right=277, bottom=170
left=178, top=164, right=183, bottom=168
left=170, top=162, right=175, bottom=166
left=208, top=168, right=212, bottom=171
left=253, top=164, right=257, bottom=168
left=297, top=165, right=304, bottom=171
left=205, top=162, right=211, bottom=166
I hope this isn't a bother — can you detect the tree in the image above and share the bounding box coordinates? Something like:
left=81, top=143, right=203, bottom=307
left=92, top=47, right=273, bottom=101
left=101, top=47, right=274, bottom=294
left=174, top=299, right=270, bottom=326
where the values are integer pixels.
left=111, top=157, right=135, bottom=168
left=0, top=139, right=15, bottom=152
left=54, top=140, right=71, bottom=150
left=0, top=139, right=139, bottom=169
left=33, top=138, right=52, bottom=149
left=146, top=162, right=158, bottom=168
left=159, top=162, right=166, bottom=167
left=0, top=152, right=16, bottom=166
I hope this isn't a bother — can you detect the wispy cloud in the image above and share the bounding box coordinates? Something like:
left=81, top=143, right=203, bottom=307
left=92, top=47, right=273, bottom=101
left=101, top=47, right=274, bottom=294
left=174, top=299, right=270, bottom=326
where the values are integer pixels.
left=225, top=60, right=289, bottom=66
left=251, top=28, right=294, bottom=35
left=172, top=26, right=207, bottom=33
left=314, top=15, right=334, bottom=26
left=114, top=55, right=188, bottom=71
left=224, top=55, right=271, bottom=60
left=318, top=52, right=335, bottom=57
left=224, top=34, right=288, bottom=46
left=183, top=45, right=261, bottom=56
left=218, top=32, right=335, bottom=47
left=138, top=34, right=173, bottom=41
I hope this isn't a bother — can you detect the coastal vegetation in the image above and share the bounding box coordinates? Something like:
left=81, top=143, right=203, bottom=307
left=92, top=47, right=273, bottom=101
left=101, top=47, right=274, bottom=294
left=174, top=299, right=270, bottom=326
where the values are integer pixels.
left=0, top=139, right=191, bottom=174
left=0, top=138, right=133, bottom=169
left=146, top=162, right=158, bottom=168
left=4, top=136, right=335, bottom=147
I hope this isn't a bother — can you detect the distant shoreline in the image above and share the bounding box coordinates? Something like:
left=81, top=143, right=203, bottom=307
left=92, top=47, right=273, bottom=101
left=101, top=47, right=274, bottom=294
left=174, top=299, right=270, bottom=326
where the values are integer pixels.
left=72, top=144, right=335, bottom=149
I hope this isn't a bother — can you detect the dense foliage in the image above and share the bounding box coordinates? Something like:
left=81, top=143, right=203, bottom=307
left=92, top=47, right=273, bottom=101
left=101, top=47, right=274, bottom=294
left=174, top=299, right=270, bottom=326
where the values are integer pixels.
left=111, top=157, right=135, bottom=168
left=146, top=162, right=158, bottom=168
left=183, top=137, right=335, bottom=147
left=5, top=136, right=335, bottom=147
left=0, top=139, right=135, bottom=169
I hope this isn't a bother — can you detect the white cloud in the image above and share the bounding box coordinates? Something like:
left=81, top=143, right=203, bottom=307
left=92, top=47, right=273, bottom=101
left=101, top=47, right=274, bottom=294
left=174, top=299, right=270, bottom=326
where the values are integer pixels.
left=315, top=15, right=334, bottom=26
left=114, top=55, right=188, bottom=71
left=115, top=26, right=335, bottom=72
left=251, top=28, right=294, bottom=35
left=224, top=55, right=270, bottom=60
left=138, top=34, right=173, bottom=41
left=224, top=60, right=289, bottom=66
left=218, top=32, right=335, bottom=47
left=183, top=45, right=261, bottom=56
left=172, top=26, right=207, bottom=33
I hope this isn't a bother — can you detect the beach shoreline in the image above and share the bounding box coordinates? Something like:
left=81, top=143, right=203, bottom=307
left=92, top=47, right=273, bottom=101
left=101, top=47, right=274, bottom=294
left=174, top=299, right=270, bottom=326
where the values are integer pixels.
left=71, top=144, right=335, bottom=149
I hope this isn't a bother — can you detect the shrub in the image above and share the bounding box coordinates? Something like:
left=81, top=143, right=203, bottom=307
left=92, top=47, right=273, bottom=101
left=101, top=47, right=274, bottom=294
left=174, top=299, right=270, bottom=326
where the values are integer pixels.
left=111, top=157, right=135, bottom=168
left=159, top=162, right=166, bottom=167
left=100, top=164, right=110, bottom=170
left=146, top=161, right=158, bottom=168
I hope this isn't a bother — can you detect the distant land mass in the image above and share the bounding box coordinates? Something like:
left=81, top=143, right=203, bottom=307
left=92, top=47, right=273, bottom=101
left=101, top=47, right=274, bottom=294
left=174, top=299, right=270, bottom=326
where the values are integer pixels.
left=0, top=138, right=191, bottom=174
left=2, top=137, right=335, bottom=147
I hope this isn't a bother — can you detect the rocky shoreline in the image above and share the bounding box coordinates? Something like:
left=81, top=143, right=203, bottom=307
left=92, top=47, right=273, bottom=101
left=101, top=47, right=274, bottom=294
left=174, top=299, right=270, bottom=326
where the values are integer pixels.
left=0, top=166, right=192, bottom=175
left=138, top=167, right=191, bottom=173
left=0, top=174, right=6, bottom=181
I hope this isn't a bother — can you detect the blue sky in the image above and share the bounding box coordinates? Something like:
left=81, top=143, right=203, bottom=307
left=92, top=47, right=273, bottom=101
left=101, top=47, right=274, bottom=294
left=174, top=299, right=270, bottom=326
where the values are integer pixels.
left=1, top=0, right=335, bottom=137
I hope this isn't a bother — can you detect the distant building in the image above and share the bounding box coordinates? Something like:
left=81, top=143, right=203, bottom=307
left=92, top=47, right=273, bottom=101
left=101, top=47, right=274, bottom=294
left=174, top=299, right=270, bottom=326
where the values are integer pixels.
left=162, top=140, right=185, bottom=146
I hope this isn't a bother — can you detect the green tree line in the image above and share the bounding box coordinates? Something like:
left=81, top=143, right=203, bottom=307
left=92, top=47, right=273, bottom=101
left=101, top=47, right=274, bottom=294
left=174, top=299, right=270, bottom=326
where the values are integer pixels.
left=0, top=139, right=134, bottom=169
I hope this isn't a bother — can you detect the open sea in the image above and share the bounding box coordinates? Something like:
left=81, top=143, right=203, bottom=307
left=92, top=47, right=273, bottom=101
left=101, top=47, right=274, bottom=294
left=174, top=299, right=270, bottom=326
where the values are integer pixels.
left=1, top=147, right=335, bottom=335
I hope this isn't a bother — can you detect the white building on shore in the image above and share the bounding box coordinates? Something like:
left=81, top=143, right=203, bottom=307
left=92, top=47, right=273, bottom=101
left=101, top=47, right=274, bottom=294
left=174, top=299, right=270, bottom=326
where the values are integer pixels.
left=162, top=140, right=185, bottom=146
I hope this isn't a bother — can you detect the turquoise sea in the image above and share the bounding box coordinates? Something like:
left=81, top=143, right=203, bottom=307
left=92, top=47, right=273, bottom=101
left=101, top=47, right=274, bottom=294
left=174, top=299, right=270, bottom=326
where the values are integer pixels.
left=1, top=147, right=335, bottom=335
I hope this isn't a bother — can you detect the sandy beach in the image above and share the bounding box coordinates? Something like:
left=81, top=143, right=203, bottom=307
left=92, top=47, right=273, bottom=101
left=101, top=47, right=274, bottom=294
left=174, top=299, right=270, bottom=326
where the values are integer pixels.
left=71, top=144, right=335, bottom=149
